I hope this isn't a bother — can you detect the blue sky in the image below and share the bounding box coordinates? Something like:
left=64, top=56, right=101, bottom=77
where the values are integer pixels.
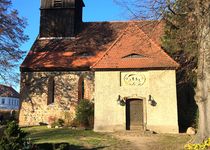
left=9, top=0, right=131, bottom=90
left=12, top=0, right=130, bottom=53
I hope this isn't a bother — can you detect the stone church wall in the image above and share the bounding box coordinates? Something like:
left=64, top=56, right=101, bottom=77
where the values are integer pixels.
left=19, top=71, right=94, bottom=126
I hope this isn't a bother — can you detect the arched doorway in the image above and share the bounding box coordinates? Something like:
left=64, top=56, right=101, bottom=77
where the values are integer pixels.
left=126, top=99, right=144, bottom=130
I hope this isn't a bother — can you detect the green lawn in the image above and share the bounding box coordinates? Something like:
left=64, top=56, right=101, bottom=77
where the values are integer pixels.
left=22, top=126, right=192, bottom=150
left=146, top=134, right=192, bottom=150
left=23, top=126, right=133, bottom=150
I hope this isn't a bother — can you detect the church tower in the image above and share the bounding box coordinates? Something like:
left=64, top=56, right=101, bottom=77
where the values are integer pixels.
left=40, top=0, right=85, bottom=37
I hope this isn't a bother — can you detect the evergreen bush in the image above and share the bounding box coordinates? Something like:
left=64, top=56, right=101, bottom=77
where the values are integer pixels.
left=0, top=121, right=32, bottom=150
left=75, top=99, right=94, bottom=129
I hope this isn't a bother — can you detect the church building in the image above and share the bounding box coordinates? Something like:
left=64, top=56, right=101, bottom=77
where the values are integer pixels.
left=19, top=0, right=179, bottom=133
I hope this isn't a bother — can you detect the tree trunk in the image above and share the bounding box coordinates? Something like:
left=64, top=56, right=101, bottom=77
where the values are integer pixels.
left=194, top=0, right=210, bottom=143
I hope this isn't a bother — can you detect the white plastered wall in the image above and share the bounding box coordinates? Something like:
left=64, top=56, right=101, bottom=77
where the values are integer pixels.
left=94, top=70, right=179, bottom=133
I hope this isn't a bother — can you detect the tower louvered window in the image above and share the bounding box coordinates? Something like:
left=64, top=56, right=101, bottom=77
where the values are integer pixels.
left=54, top=0, right=62, bottom=8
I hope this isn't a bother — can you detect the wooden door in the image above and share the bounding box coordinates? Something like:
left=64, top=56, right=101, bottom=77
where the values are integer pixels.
left=126, top=99, right=144, bottom=130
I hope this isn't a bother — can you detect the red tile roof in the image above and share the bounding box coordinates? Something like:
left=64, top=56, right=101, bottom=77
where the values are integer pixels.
left=21, top=21, right=178, bottom=71
left=0, top=85, right=19, bottom=98
left=92, top=22, right=179, bottom=69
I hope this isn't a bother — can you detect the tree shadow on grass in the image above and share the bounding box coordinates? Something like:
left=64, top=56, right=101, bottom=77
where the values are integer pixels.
left=35, top=142, right=107, bottom=150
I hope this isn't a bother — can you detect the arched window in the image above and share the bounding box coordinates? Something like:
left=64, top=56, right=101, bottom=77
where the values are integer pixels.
left=78, top=76, right=84, bottom=101
left=47, top=76, right=55, bottom=105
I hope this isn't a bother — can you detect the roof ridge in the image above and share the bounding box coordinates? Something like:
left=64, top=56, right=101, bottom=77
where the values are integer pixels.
left=132, top=21, right=179, bottom=68
left=91, top=21, right=160, bottom=69
left=91, top=24, right=131, bottom=69
left=91, top=21, right=157, bottom=69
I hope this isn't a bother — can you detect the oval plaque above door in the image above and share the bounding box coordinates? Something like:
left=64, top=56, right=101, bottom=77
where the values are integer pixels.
left=123, top=73, right=146, bottom=86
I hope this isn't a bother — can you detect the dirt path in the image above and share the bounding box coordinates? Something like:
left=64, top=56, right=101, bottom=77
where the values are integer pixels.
left=110, top=131, right=191, bottom=150
left=111, top=131, right=158, bottom=150
left=118, top=136, right=158, bottom=150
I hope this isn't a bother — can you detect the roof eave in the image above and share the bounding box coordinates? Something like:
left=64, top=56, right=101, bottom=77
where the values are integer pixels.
left=20, top=67, right=91, bottom=72
left=92, top=67, right=178, bottom=71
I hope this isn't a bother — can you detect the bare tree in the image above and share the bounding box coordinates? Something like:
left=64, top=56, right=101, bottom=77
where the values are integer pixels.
left=115, top=0, right=210, bottom=143
left=0, top=0, right=28, bottom=85
left=193, top=0, right=210, bottom=143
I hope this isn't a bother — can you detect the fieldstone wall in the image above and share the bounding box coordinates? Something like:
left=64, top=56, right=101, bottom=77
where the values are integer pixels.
left=19, top=71, right=94, bottom=126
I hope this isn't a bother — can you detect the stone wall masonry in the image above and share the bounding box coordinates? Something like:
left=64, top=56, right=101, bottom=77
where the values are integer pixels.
left=19, top=71, right=94, bottom=126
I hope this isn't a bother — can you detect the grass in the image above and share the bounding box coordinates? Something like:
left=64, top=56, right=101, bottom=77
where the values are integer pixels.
left=23, top=126, right=133, bottom=150
left=22, top=126, right=192, bottom=150
left=146, top=134, right=192, bottom=150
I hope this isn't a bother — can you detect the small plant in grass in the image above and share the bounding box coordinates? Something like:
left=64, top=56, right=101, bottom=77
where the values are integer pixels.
left=184, top=138, right=210, bottom=150
left=0, top=121, right=32, bottom=150
left=63, top=111, right=73, bottom=127
left=48, top=116, right=65, bottom=128
left=57, top=118, right=65, bottom=127
left=48, top=116, right=57, bottom=125
left=75, top=99, right=94, bottom=129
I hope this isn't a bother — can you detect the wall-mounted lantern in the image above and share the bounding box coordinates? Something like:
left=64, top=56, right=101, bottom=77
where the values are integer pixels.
left=117, top=95, right=126, bottom=106
left=148, top=95, right=157, bottom=106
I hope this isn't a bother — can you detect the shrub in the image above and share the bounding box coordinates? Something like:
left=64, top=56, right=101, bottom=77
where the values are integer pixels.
left=0, top=121, right=32, bottom=150
left=75, top=99, right=94, bottom=129
left=48, top=116, right=65, bottom=128
left=63, top=112, right=73, bottom=127
left=51, top=121, right=60, bottom=128
left=70, top=119, right=79, bottom=128
left=57, top=119, right=65, bottom=127
left=0, top=110, right=18, bottom=125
